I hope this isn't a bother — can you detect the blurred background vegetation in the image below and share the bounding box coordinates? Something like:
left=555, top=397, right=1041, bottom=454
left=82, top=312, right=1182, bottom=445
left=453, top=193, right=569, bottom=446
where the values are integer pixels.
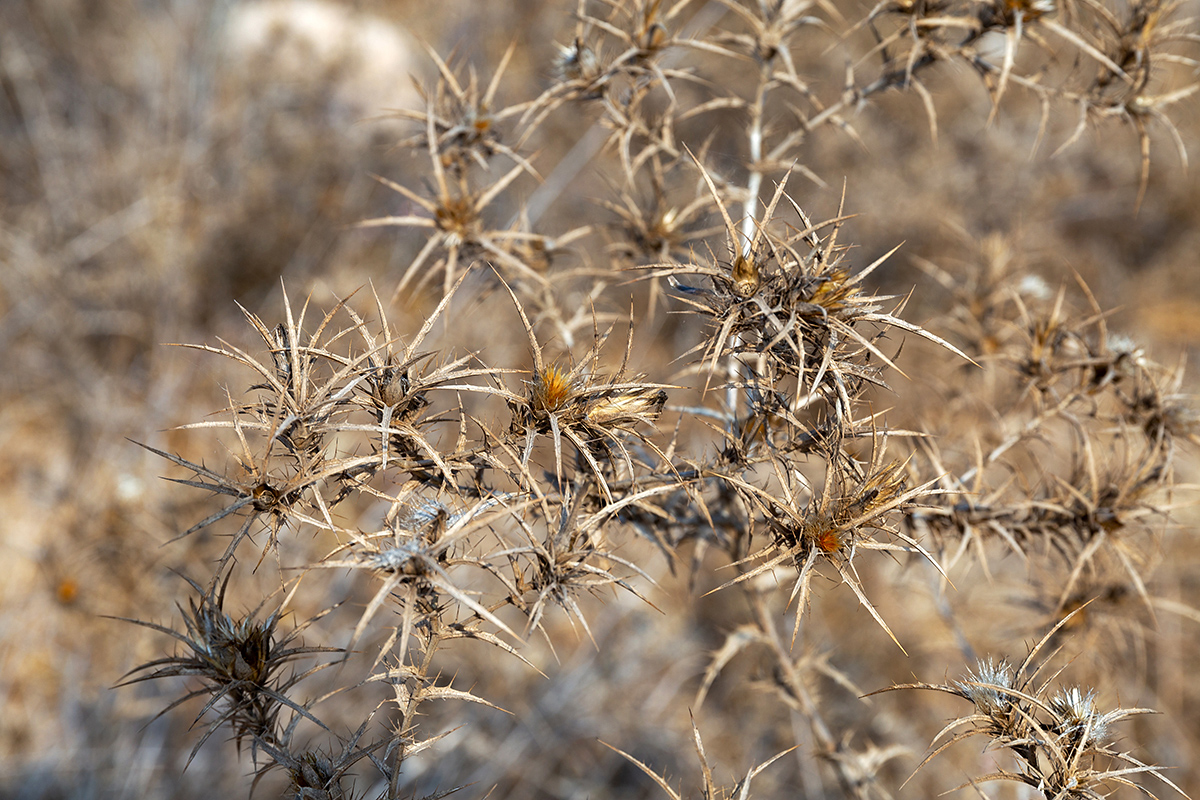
left=1, top=0, right=1198, bottom=797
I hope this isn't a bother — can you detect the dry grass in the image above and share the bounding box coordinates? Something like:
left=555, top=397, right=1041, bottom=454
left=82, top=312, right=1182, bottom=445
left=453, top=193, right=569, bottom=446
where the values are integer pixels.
left=2, top=0, right=1199, bottom=798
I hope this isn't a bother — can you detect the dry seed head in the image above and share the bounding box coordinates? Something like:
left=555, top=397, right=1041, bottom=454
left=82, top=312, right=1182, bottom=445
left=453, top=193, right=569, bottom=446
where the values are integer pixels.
left=957, top=658, right=1017, bottom=715
left=802, top=268, right=859, bottom=314
left=950, top=657, right=1017, bottom=724
left=531, top=364, right=577, bottom=414
left=807, top=518, right=846, bottom=555
left=400, top=495, right=457, bottom=531
left=847, top=464, right=904, bottom=516
left=367, top=363, right=430, bottom=422
left=1050, top=687, right=1111, bottom=743
left=458, top=105, right=496, bottom=145
left=205, top=611, right=278, bottom=684
left=585, top=387, right=667, bottom=427
left=373, top=366, right=411, bottom=408
left=434, top=194, right=479, bottom=244
left=362, top=543, right=428, bottom=577
left=731, top=254, right=761, bottom=297
left=278, top=417, right=325, bottom=456
left=289, top=751, right=345, bottom=799
left=555, top=37, right=602, bottom=84
left=251, top=480, right=285, bottom=512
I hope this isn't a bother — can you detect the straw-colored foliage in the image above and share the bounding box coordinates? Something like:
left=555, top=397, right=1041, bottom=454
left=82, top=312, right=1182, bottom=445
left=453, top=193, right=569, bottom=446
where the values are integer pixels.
left=3, top=0, right=1199, bottom=798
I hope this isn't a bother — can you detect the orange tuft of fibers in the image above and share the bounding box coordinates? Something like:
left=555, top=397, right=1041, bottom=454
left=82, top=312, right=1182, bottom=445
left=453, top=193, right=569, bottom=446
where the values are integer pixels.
left=813, top=527, right=843, bottom=554
left=532, top=365, right=574, bottom=413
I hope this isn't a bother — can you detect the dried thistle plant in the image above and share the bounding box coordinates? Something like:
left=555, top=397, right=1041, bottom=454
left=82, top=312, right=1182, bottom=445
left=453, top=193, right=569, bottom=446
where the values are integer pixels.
left=121, top=1, right=1200, bottom=798
left=873, top=609, right=1191, bottom=799
left=115, top=571, right=340, bottom=768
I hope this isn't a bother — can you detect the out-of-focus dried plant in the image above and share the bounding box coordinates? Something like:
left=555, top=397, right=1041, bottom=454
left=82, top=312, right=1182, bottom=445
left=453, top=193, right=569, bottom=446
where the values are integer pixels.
left=6, top=0, right=1196, bottom=797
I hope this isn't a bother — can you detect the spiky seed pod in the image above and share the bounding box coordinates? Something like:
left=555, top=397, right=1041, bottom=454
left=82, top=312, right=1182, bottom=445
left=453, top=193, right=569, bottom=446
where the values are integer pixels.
left=290, top=752, right=343, bottom=800
left=731, top=254, right=761, bottom=297
left=367, top=363, right=431, bottom=424
left=374, top=366, right=411, bottom=408
left=117, top=573, right=337, bottom=758
left=585, top=387, right=667, bottom=428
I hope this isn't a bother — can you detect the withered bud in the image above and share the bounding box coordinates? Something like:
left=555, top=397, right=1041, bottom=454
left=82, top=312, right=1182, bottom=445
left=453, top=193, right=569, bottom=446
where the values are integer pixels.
left=732, top=254, right=761, bottom=297
left=555, top=37, right=601, bottom=84
left=586, top=388, right=667, bottom=427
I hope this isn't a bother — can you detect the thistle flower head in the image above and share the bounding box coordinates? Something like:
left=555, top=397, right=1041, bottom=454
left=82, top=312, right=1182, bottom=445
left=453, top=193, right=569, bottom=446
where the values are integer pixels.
left=957, top=658, right=1017, bottom=715
left=361, top=542, right=429, bottom=576
left=531, top=364, right=578, bottom=415
left=117, top=573, right=336, bottom=762
left=1050, top=686, right=1111, bottom=744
